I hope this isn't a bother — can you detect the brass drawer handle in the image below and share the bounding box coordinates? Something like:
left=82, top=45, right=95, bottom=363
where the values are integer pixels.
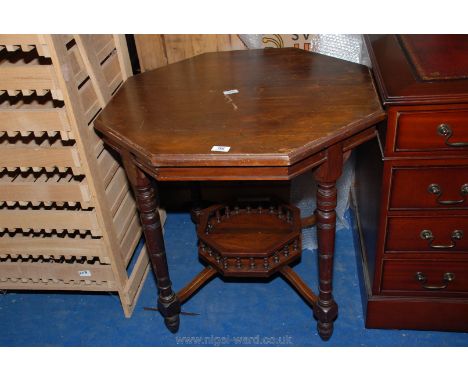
left=427, top=183, right=468, bottom=205
left=415, top=271, right=455, bottom=290
left=437, top=123, right=468, bottom=147
left=420, top=229, right=463, bottom=249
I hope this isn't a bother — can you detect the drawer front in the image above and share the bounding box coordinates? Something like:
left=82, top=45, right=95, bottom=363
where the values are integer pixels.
left=392, top=109, right=468, bottom=153
left=386, top=216, right=468, bottom=253
left=381, top=259, right=468, bottom=294
left=389, top=166, right=468, bottom=210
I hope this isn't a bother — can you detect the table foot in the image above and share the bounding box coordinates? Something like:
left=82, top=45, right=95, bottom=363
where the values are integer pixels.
left=317, top=322, right=333, bottom=341
left=314, top=300, right=338, bottom=341
left=164, top=314, right=180, bottom=333
left=158, top=293, right=181, bottom=333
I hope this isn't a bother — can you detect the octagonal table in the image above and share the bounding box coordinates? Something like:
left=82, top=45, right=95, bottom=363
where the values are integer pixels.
left=95, top=48, right=385, bottom=340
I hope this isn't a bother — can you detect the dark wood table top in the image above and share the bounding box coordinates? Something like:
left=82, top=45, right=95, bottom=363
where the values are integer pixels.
left=95, top=48, right=384, bottom=169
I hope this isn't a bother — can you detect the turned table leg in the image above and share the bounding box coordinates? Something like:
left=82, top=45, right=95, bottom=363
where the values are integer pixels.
left=123, top=156, right=181, bottom=332
left=313, top=144, right=343, bottom=340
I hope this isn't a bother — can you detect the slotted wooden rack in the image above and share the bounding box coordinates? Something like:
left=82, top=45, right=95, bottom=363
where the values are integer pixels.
left=0, top=34, right=159, bottom=317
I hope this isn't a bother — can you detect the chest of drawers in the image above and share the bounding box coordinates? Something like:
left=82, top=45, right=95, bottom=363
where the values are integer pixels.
left=353, top=35, right=468, bottom=331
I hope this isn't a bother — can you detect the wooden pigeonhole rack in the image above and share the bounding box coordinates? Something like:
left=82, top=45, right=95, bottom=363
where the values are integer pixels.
left=0, top=34, right=160, bottom=317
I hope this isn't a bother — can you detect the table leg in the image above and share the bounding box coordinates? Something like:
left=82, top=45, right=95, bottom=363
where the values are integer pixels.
left=313, top=145, right=343, bottom=340
left=123, top=157, right=181, bottom=332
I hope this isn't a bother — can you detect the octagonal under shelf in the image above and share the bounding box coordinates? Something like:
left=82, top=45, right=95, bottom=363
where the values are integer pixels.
left=197, top=202, right=302, bottom=277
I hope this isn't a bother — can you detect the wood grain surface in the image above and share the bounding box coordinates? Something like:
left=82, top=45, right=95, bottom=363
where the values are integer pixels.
left=95, top=48, right=384, bottom=168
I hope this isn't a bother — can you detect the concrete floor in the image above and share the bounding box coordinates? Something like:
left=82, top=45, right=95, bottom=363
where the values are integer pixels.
left=1, top=210, right=467, bottom=346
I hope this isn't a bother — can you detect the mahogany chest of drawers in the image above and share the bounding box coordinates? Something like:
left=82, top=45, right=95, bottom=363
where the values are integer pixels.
left=353, top=35, right=468, bottom=331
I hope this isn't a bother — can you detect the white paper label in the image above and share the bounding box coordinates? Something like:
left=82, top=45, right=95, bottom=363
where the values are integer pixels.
left=223, top=89, right=239, bottom=95
left=79, top=270, right=92, bottom=277
left=211, top=146, right=231, bottom=152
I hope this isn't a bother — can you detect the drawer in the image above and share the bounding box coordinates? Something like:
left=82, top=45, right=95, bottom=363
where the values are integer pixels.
left=390, top=108, right=468, bottom=154
left=385, top=216, right=468, bottom=253
left=381, top=259, right=468, bottom=295
left=389, top=165, right=468, bottom=210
